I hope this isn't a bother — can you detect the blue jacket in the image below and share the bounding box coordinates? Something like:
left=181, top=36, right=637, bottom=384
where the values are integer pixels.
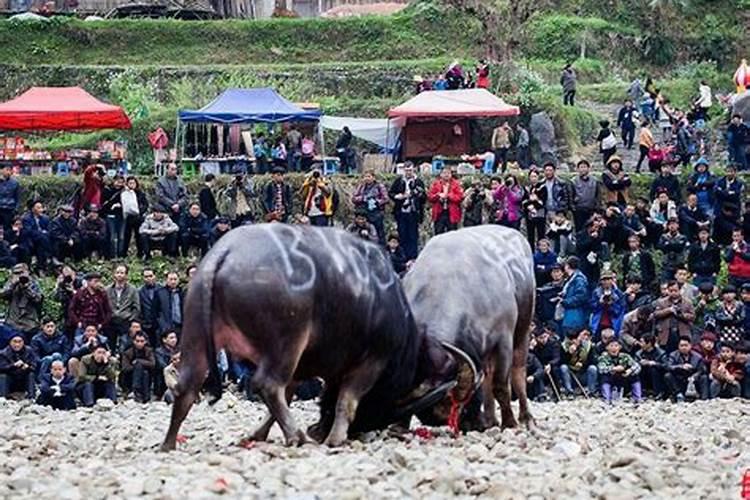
left=38, top=372, right=76, bottom=397
left=30, top=331, right=71, bottom=362
left=561, top=271, right=590, bottom=331
left=0, top=176, right=20, bottom=211
left=533, top=250, right=558, bottom=275
left=589, top=286, right=626, bottom=335
left=179, top=213, right=210, bottom=240
left=20, top=212, right=50, bottom=240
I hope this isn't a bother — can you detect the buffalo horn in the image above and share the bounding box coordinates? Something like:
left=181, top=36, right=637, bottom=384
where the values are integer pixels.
left=440, top=342, right=483, bottom=393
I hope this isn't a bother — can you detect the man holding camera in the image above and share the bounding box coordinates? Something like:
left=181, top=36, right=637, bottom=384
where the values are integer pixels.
left=225, top=166, right=255, bottom=227
left=589, top=270, right=626, bottom=339
left=653, top=280, right=695, bottom=354
left=0, top=263, right=43, bottom=343
left=389, top=163, right=426, bottom=259
left=0, top=333, right=37, bottom=399
left=302, top=169, right=334, bottom=227
left=263, top=167, right=293, bottom=223
left=352, top=169, right=388, bottom=244
left=346, top=210, right=378, bottom=243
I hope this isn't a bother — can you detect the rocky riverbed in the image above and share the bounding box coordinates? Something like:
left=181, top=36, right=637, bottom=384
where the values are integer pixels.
left=0, top=396, right=747, bottom=499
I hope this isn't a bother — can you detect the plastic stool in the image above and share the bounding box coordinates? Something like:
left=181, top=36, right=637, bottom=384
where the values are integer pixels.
left=431, top=158, right=445, bottom=175
left=56, top=162, right=70, bottom=177
left=323, top=157, right=340, bottom=176
left=182, top=162, right=198, bottom=179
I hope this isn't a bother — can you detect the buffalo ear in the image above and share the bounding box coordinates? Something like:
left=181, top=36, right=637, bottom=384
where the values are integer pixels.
left=441, top=342, right=482, bottom=402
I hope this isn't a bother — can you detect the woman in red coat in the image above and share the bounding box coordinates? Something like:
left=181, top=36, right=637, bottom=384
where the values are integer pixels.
left=79, top=164, right=104, bottom=212
left=428, top=168, right=464, bottom=235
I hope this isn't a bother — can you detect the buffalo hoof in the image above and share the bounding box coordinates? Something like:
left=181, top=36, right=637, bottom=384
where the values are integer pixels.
left=520, top=413, right=535, bottom=428
left=307, top=422, right=328, bottom=443
left=160, top=442, right=175, bottom=453
left=285, top=429, right=309, bottom=447
left=323, top=433, right=347, bottom=447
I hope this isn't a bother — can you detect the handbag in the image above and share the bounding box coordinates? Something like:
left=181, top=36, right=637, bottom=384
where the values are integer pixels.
left=601, top=132, right=617, bottom=150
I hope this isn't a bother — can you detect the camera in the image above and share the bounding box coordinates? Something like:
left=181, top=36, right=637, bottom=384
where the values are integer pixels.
left=312, top=171, right=321, bottom=179
left=18, top=275, right=29, bottom=285
left=63, top=275, right=73, bottom=284
left=505, top=179, right=513, bottom=186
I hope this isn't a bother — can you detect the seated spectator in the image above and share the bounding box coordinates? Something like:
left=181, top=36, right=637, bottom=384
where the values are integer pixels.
left=735, top=342, right=750, bottom=399
left=20, top=200, right=51, bottom=272
left=649, top=163, right=681, bottom=202
left=154, top=330, right=179, bottom=398
left=180, top=202, right=210, bottom=257
left=621, top=234, right=655, bottom=289
left=209, top=217, right=232, bottom=247
left=620, top=305, right=655, bottom=353
left=714, top=201, right=741, bottom=247
left=5, top=217, right=30, bottom=266
left=36, top=360, right=76, bottom=410
left=1, top=262, right=43, bottom=342
left=724, top=228, right=750, bottom=288
left=621, top=204, right=647, bottom=242
left=78, top=205, right=107, bottom=260
left=687, top=227, right=721, bottom=287
left=602, top=204, right=627, bottom=252
left=657, top=218, right=688, bottom=281
left=30, top=319, right=70, bottom=382
left=653, top=281, right=695, bottom=353
left=49, top=204, right=80, bottom=262
left=531, top=323, right=562, bottom=393
left=597, top=338, right=642, bottom=403
left=535, top=264, right=565, bottom=327
left=589, top=271, right=626, bottom=339
left=576, top=216, right=609, bottom=284
left=117, top=320, right=144, bottom=355
left=693, top=331, right=717, bottom=395
left=709, top=343, right=744, bottom=399
left=68, top=324, right=109, bottom=378
left=635, top=334, right=667, bottom=398
left=559, top=329, right=598, bottom=397
left=119, top=332, right=155, bottom=403
left=664, top=336, right=706, bottom=402
left=139, top=205, right=179, bottom=259
left=623, top=275, right=653, bottom=312
left=0, top=333, right=37, bottom=399
left=386, top=233, right=408, bottom=276
left=714, top=164, right=744, bottom=215
left=649, top=190, right=676, bottom=236
left=525, top=350, right=545, bottom=401
left=533, top=239, right=557, bottom=286
left=693, top=283, right=720, bottom=332
left=686, top=157, right=715, bottom=216
left=163, top=352, right=181, bottom=404
left=77, top=345, right=117, bottom=406
left=0, top=227, right=15, bottom=269
left=547, top=212, right=573, bottom=257
left=714, top=286, right=745, bottom=346
left=678, top=193, right=710, bottom=243
left=152, top=271, right=184, bottom=336
left=346, top=210, right=378, bottom=243
left=594, top=328, right=617, bottom=358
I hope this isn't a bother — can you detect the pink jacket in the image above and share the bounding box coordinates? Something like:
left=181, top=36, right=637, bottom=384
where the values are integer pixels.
left=494, top=185, right=524, bottom=222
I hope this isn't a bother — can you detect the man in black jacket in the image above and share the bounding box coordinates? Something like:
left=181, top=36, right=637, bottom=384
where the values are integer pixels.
left=621, top=234, right=655, bottom=289
left=388, top=163, right=426, bottom=260
left=635, top=334, right=667, bottom=398
left=687, top=227, right=722, bottom=288
left=262, top=167, right=293, bottom=223
left=0, top=334, right=37, bottom=399
left=617, top=99, right=637, bottom=149
left=138, top=268, right=159, bottom=346
left=532, top=323, right=562, bottom=396
left=152, top=271, right=184, bottom=336
left=119, top=332, right=155, bottom=403
left=179, top=202, right=210, bottom=257
left=678, top=193, right=710, bottom=243
left=649, top=163, right=681, bottom=202
left=526, top=351, right=545, bottom=401
left=49, top=205, right=79, bottom=262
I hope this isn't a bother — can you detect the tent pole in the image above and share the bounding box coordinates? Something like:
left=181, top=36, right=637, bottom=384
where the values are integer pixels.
left=318, top=123, right=325, bottom=158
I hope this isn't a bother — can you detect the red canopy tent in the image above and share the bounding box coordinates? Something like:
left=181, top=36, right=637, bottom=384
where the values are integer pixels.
left=0, top=87, right=131, bottom=131
left=388, top=89, right=519, bottom=158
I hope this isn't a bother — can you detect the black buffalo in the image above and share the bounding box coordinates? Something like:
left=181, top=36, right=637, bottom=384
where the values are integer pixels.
left=161, top=224, right=475, bottom=451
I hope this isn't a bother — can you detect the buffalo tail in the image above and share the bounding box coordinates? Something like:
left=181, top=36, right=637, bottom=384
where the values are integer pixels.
left=202, top=247, right=230, bottom=405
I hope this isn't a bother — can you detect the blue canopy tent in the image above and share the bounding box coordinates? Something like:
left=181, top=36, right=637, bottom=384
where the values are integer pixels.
left=176, top=88, right=322, bottom=173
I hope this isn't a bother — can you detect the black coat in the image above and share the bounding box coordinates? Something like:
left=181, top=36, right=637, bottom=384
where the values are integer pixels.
left=198, top=187, right=218, bottom=220
left=650, top=174, right=681, bottom=201
left=687, top=241, right=722, bottom=277
left=621, top=251, right=656, bottom=287
left=388, top=176, right=427, bottom=224
left=152, top=286, right=185, bottom=335
left=49, top=215, right=80, bottom=244
left=0, top=345, right=37, bottom=374
left=262, top=182, right=293, bottom=221
left=534, top=337, right=562, bottom=367
left=138, top=284, right=159, bottom=331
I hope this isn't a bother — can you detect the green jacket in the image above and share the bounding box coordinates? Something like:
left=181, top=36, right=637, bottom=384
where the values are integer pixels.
left=597, top=352, right=641, bottom=376
left=79, top=354, right=118, bottom=384
left=0, top=279, right=43, bottom=332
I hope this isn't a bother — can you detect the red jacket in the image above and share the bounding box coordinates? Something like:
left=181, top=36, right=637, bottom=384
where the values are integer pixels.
left=68, top=287, right=112, bottom=330
left=427, top=178, right=464, bottom=224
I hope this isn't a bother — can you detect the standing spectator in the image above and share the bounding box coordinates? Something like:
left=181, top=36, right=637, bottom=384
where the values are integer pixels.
left=675, top=120, right=693, bottom=168
left=491, top=122, right=513, bottom=173
left=727, top=114, right=748, bottom=170
left=725, top=228, right=750, bottom=288
left=0, top=334, right=36, bottom=399
left=635, top=120, right=654, bottom=173
left=1, top=263, right=43, bottom=342
left=571, top=160, right=601, bottom=231
left=476, top=59, right=490, bottom=89
left=198, top=174, right=218, bottom=221
left=692, top=331, right=718, bottom=384
left=179, top=203, right=210, bottom=257
left=300, top=135, right=316, bottom=172
left=138, top=268, right=159, bottom=347
left=263, top=167, right=294, bottom=223
left=152, top=271, right=184, bottom=336
left=541, top=162, right=571, bottom=221
left=67, top=272, right=111, bottom=336
left=139, top=205, right=179, bottom=259
left=21, top=200, right=51, bottom=272
left=559, top=329, right=598, bottom=397
left=0, top=164, right=20, bottom=232
left=78, top=164, right=104, bottom=212
left=664, top=337, right=705, bottom=402
left=101, top=175, right=125, bottom=259
left=687, top=227, right=721, bottom=287
left=352, top=169, right=389, bottom=243
left=154, top=330, right=179, bottom=398
left=462, top=177, right=490, bottom=227
left=302, top=170, right=334, bottom=228
left=36, top=360, right=76, bottom=410
left=616, top=99, right=637, bottom=150
left=575, top=217, right=609, bottom=285
left=597, top=339, right=642, bottom=403
left=77, top=206, right=108, bottom=260
left=653, top=281, right=695, bottom=354
left=271, top=138, right=288, bottom=169
left=119, top=332, right=155, bottom=403
left=515, top=123, right=530, bottom=169
left=602, top=157, right=631, bottom=208
left=522, top=170, right=547, bottom=249
left=77, top=345, right=117, bottom=406
left=714, top=164, right=744, bottom=213
left=49, top=205, right=79, bottom=262
left=105, top=265, right=140, bottom=354
left=657, top=218, right=688, bottom=281
left=560, top=257, right=590, bottom=335
left=285, top=125, right=302, bottom=172
left=714, top=286, right=745, bottom=347
left=30, top=319, right=70, bottom=381
left=335, top=126, right=354, bottom=174
left=650, top=163, right=681, bottom=202
left=427, top=168, right=464, bottom=235
left=694, top=80, right=712, bottom=121
left=686, top=158, right=715, bottom=217
left=589, top=271, right=626, bottom=339
left=596, top=121, right=618, bottom=166
left=678, top=193, right=710, bottom=243
left=54, top=266, right=81, bottom=337
left=622, top=234, right=656, bottom=290
left=635, top=334, right=667, bottom=398
left=156, top=163, right=188, bottom=223
left=709, top=344, right=744, bottom=399
left=389, top=163, right=426, bottom=260
left=547, top=211, right=573, bottom=257
left=224, top=167, right=255, bottom=227
left=493, top=174, right=524, bottom=229
left=560, top=63, right=577, bottom=106
left=119, top=176, right=148, bottom=258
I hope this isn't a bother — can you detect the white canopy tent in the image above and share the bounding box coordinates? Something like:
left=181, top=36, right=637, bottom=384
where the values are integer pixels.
left=319, top=116, right=405, bottom=152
